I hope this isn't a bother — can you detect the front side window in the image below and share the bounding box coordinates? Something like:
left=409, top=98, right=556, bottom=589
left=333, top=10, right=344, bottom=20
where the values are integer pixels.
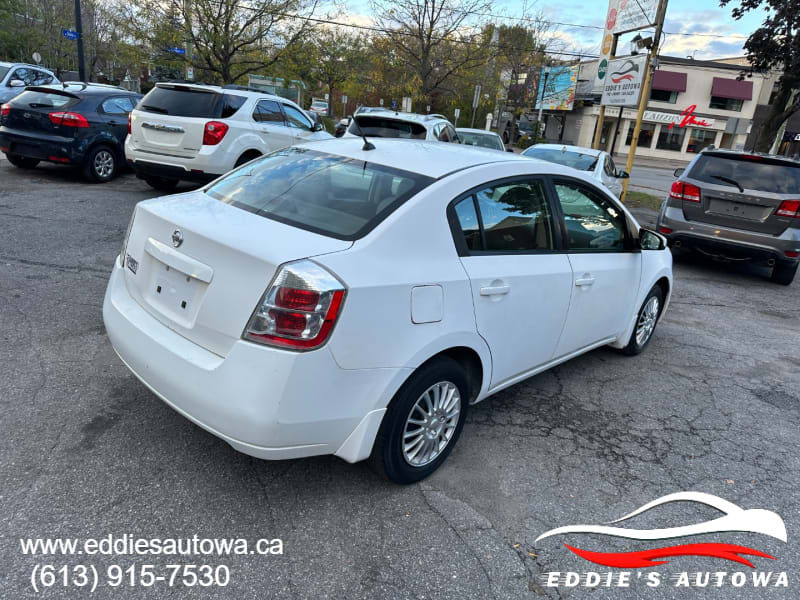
left=9, top=68, right=34, bottom=86
left=282, top=104, right=311, bottom=129
left=205, top=148, right=433, bottom=240
left=554, top=181, right=628, bottom=251
left=253, top=100, right=284, bottom=124
left=31, top=70, right=53, bottom=86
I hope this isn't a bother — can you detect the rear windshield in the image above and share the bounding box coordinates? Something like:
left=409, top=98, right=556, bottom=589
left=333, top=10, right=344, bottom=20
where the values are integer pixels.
left=10, top=89, right=77, bottom=109
left=459, top=131, right=503, bottom=150
left=688, top=154, right=800, bottom=195
left=522, top=147, right=598, bottom=171
left=349, top=116, right=427, bottom=139
left=136, top=86, right=245, bottom=118
left=205, top=148, right=434, bottom=240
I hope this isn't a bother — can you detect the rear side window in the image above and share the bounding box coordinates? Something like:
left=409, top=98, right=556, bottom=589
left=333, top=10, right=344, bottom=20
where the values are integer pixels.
left=688, top=154, right=800, bottom=195
left=137, top=86, right=223, bottom=117
left=253, top=100, right=284, bottom=123
left=220, top=94, right=246, bottom=118
left=205, top=148, right=434, bottom=240
left=101, top=96, right=135, bottom=114
left=10, top=89, right=77, bottom=109
left=349, top=116, right=427, bottom=139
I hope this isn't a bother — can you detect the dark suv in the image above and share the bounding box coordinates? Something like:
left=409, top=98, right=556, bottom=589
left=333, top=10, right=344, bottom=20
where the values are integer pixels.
left=0, top=83, right=141, bottom=182
left=657, top=149, right=800, bottom=285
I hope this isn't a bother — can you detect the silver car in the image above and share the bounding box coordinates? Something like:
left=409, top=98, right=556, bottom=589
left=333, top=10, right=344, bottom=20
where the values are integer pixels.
left=522, top=144, right=629, bottom=198
left=0, top=63, right=59, bottom=104
left=656, top=149, right=800, bottom=285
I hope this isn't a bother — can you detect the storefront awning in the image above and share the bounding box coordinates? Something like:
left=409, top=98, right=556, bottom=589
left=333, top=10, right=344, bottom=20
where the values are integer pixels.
left=710, top=77, right=753, bottom=101
left=652, top=70, right=687, bottom=92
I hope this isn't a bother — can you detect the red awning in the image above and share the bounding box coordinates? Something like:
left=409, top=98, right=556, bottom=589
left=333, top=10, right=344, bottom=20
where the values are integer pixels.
left=652, top=70, right=687, bottom=93
left=710, top=77, right=753, bottom=101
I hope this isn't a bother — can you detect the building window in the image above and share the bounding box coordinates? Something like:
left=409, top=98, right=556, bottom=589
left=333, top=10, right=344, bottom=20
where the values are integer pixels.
left=626, top=122, right=656, bottom=148
left=709, top=96, right=743, bottom=111
left=650, top=89, right=678, bottom=103
left=686, top=128, right=716, bottom=153
left=656, top=126, right=686, bottom=151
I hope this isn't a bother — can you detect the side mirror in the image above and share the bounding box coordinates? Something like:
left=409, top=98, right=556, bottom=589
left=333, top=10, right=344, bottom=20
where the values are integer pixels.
left=639, top=227, right=666, bottom=251
left=8, top=79, right=25, bottom=88
left=312, top=122, right=325, bottom=132
left=673, top=168, right=685, bottom=178
left=616, top=170, right=630, bottom=179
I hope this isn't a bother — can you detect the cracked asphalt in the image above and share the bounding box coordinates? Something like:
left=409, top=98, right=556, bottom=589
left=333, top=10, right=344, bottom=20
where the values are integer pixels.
left=1, top=160, right=798, bottom=599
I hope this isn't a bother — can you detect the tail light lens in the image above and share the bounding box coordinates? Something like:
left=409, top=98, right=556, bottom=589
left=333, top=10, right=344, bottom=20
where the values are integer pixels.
left=202, top=121, right=229, bottom=145
left=244, top=260, right=346, bottom=350
left=127, top=113, right=132, bottom=135
left=1, top=103, right=9, bottom=117
left=670, top=181, right=701, bottom=203
left=49, top=111, right=89, bottom=128
left=659, top=226, right=673, bottom=235
left=776, top=200, right=800, bottom=218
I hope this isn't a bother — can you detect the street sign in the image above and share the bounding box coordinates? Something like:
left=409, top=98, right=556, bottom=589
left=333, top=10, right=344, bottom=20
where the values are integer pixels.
left=472, top=85, right=482, bottom=109
left=62, top=29, right=79, bottom=41
left=324, top=93, right=329, bottom=100
left=32, top=52, right=42, bottom=64
left=391, top=100, right=397, bottom=110
left=341, top=95, right=348, bottom=104
left=168, top=47, right=186, bottom=55
left=614, top=0, right=658, bottom=34
left=593, top=0, right=620, bottom=91
left=454, top=108, right=460, bottom=119
left=186, top=66, right=194, bottom=80
left=601, top=55, right=647, bottom=106
left=379, top=98, right=384, bottom=106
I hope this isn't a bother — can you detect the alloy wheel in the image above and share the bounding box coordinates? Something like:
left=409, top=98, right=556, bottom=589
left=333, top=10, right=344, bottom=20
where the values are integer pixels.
left=402, top=381, right=461, bottom=467
left=635, top=296, right=660, bottom=347
left=94, top=150, right=115, bottom=179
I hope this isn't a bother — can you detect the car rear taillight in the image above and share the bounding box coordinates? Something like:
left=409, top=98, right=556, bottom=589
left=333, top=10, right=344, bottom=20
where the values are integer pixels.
left=49, top=111, right=89, bottom=128
left=776, top=200, right=800, bottom=218
left=243, top=260, right=346, bottom=350
left=0, top=103, right=9, bottom=117
left=659, top=226, right=673, bottom=235
left=670, top=181, right=701, bottom=203
left=202, top=121, right=229, bottom=145
left=127, top=113, right=132, bottom=135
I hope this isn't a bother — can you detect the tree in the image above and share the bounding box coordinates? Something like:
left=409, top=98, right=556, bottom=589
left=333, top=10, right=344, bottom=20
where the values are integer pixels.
left=721, top=0, right=800, bottom=151
left=311, top=29, right=365, bottom=116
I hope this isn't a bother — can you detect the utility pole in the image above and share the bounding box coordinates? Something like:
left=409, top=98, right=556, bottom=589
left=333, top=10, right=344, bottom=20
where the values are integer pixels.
left=74, top=0, right=86, bottom=81
left=537, top=66, right=551, bottom=136
left=592, top=36, right=618, bottom=150
left=620, top=0, right=669, bottom=203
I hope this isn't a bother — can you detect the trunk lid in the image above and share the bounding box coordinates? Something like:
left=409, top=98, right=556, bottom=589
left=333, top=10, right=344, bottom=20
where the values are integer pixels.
left=682, top=153, right=800, bottom=236
left=123, top=190, right=352, bottom=356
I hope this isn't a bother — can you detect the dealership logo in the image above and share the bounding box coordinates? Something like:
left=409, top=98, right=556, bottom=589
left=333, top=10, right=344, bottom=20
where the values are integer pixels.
left=609, top=60, right=640, bottom=84
left=536, top=492, right=786, bottom=569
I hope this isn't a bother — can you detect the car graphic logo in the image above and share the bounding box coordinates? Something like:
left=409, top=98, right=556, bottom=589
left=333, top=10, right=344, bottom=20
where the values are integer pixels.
left=23, top=112, right=31, bottom=118
left=171, top=229, right=183, bottom=248
left=609, top=60, right=640, bottom=84
left=536, top=491, right=786, bottom=568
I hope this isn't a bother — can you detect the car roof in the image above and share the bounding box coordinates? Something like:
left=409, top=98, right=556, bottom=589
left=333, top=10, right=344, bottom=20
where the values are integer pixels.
left=28, top=83, right=135, bottom=96
left=456, top=128, right=501, bottom=136
left=353, top=111, right=450, bottom=126
left=0, top=62, right=54, bottom=71
left=529, top=143, right=602, bottom=157
left=153, top=81, right=293, bottom=105
left=296, top=137, right=533, bottom=179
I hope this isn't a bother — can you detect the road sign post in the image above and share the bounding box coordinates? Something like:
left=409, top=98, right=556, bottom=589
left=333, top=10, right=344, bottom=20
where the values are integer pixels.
left=454, top=107, right=460, bottom=128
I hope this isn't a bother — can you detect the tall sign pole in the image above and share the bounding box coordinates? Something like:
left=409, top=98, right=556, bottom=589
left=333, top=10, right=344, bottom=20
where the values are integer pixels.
left=184, top=0, right=194, bottom=80
left=74, top=0, right=86, bottom=81
left=592, top=0, right=620, bottom=150
left=620, top=0, right=669, bottom=203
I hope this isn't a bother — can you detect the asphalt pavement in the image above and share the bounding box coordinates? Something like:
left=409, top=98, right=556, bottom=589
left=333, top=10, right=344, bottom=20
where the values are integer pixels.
left=1, top=161, right=798, bottom=599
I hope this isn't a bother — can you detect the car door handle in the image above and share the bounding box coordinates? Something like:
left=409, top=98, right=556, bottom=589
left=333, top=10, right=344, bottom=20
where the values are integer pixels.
left=480, top=284, right=511, bottom=296
left=575, top=277, right=595, bottom=287
left=259, top=127, right=270, bottom=133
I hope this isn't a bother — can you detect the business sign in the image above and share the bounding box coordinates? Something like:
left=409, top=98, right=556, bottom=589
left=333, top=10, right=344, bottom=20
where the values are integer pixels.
left=601, top=55, right=647, bottom=106
left=62, top=29, right=79, bottom=41
left=535, top=66, right=578, bottom=111
left=644, top=106, right=715, bottom=128
left=614, top=0, right=658, bottom=34
left=782, top=131, right=800, bottom=142
left=593, top=0, right=620, bottom=91
left=167, top=47, right=186, bottom=55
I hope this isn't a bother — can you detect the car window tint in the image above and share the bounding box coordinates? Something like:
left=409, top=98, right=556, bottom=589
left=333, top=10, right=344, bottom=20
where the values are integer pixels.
left=102, top=97, right=134, bottom=114
left=453, top=198, right=482, bottom=251
left=10, top=68, right=35, bottom=85
left=254, top=100, right=284, bottom=123
left=205, top=148, right=434, bottom=239
left=32, top=71, right=53, bottom=85
left=687, top=154, right=800, bottom=195
left=11, top=89, right=76, bottom=108
left=554, top=182, right=627, bottom=251
left=349, top=116, right=427, bottom=139
left=473, top=180, right=554, bottom=251
left=438, top=124, right=451, bottom=142
left=221, top=94, right=246, bottom=118
left=604, top=156, right=616, bottom=177
left=137, top=87, right=222, bottom=117
left=282, top=104, right=311, bottom=129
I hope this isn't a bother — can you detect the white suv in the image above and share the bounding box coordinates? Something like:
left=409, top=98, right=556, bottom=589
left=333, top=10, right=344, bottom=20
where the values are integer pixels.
left=125, top=83, right=332, bottom=191
left=345, top=111, right=459, bottom=142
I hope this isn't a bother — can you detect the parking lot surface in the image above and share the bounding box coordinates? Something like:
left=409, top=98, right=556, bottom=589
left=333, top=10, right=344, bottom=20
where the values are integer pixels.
left=1, top=162, right=798, bottom=599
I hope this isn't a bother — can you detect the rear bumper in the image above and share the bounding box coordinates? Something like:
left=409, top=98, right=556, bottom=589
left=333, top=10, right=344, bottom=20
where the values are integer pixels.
left=103, top=262, right=407, bottom=462
left=0, top=127, right=82, bottom=164
left=659, top=205, right=800, bottom=264
left=125, top=137, right=226, bottom=182
left=128, top=159, right=217, bottom=183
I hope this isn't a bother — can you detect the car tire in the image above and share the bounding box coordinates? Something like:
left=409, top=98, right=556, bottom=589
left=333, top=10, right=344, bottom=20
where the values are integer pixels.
left=502, top=131, right=510, bottom=145
left=771, top=262, right=797, bottom=286
left=622, top=285, right=664, bottom=356
left=83, top=145, right=117, bottom=183
left=144, top=176, right=180, bottom=192
left=7, top=154, right=39, bottom=169
left=369, top=357, right=469, bottom=484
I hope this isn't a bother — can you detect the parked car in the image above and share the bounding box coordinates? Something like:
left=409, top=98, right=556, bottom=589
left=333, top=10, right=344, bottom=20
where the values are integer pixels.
left=456, top=127, right=507, bottom=152
left=0, top=83, right=141, bottom=182
left=335, top=116, right=352, bottom=137
left=657, top=148, right=800, bottom=285
left=104, top=137, right=672, bottom=483
left=346, top=111, right=459, bottom=142
left=522, top=144, right=629, bottom=198
left=354, top=106, right=389, bottom=116
left=0, top=62, right=59, bottom=104
left=309, top=98, right=329, bottom=116
left=125, top=82, right=332, bottom=191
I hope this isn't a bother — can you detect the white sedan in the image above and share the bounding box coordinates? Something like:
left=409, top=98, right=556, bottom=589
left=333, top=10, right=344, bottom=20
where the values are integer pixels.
left=104, top=138, right=672, bottom=483
left=522, top=144, right=629, bottom=198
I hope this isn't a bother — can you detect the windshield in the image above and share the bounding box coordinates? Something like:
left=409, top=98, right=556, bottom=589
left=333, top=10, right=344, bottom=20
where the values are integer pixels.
left=311, top=101, right=327, bottom=109
left=458, top=131, right=504, bottom=151
left=688, top=154, right=800, bottom=195
left=205, top=148, right=434, bottom=239
left=349, top=116, right=427, bottom=139
left=522, top=148, right=598, bottom=171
